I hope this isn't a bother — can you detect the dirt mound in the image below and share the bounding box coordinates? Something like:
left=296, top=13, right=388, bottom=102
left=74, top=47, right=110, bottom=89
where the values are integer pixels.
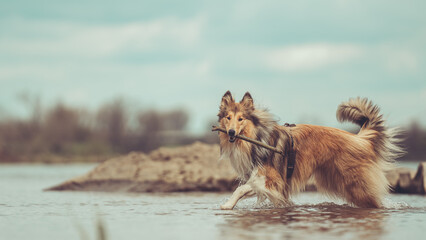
left=47, top=141, right=426, bottom=194
left=47, top=142, right=239, bottom=192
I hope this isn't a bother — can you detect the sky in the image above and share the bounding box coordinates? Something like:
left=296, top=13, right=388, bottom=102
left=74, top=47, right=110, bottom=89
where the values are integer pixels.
left=1, top=0, right=425, bottom=133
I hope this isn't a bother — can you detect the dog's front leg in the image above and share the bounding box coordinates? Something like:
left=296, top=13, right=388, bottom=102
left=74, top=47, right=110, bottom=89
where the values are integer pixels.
left=220, top=184, right=255, bottom=210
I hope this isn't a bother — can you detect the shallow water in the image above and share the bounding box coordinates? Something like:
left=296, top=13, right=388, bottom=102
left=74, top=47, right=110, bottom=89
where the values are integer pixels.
left=0, top=164, right=425, bottom=240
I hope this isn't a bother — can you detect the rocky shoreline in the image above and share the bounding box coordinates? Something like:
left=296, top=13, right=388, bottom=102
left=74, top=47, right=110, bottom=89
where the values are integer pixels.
left=47, top=142, right=426, bottom=195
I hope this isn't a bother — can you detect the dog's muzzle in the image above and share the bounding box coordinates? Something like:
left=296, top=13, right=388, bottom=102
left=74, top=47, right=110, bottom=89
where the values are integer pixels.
left=228, top=129, right=236, bottom=143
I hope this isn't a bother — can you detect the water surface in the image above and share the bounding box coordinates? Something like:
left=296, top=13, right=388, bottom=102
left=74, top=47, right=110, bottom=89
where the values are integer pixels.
left=0, top=164, right=425, bottom=240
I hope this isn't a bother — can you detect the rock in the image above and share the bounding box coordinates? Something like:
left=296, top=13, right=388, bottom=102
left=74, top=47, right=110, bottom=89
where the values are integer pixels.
left=47, top=142, right=239, bottom=193
left=412, top=162, right=426, bottom=194
left=398, top=173, right=413, bottom=193
left=386, top=169, right=402, bottom=188
left=386, top=167, right=417, bottom=193
left=391, top=162, right=426, bottom=194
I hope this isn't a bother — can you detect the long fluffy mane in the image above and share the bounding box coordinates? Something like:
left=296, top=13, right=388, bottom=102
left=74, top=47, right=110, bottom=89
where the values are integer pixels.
left=249, top=109, right=279, bottom=165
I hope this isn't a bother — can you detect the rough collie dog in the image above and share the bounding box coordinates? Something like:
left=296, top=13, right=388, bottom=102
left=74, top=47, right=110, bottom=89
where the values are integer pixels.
left=217, top=91, right=403, bottom=210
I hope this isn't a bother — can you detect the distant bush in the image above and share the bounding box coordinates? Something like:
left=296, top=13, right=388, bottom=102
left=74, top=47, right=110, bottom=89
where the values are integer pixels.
left=0, top=96, right=424, bottom=162
left=0, top=97, right=217, bottom=163
left=402, top=121, right=426, bottom=160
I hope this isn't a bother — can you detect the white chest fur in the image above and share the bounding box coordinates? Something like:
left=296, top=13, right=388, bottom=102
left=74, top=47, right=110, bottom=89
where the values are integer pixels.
left=220, top=147, right=254, bottom=181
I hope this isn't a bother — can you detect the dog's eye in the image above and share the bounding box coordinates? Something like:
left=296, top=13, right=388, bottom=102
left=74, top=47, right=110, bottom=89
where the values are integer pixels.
left=227, top=116, right=231, bottom=120
left=238, top=118, right=243, bottom=121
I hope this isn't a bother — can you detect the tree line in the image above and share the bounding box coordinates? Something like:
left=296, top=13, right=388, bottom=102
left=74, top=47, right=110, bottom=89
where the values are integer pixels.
left=0, top=97, right=216, bottom=163
left=0, top=96, right=424, bottom=162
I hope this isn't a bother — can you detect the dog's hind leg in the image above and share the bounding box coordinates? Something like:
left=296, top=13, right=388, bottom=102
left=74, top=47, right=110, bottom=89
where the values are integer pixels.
left=220, top=184, right=255, bottom=210
left=344, top=168, right=387, bottom=208
left=315, top=165, right=384, bottom=208
left=344, top=182, right=382, bottom=208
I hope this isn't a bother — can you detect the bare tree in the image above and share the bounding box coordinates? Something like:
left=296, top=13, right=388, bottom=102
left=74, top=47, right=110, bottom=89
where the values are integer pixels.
left=43, top=103, right=80, bottom=153
left=96, top=98, right=127, bottom=148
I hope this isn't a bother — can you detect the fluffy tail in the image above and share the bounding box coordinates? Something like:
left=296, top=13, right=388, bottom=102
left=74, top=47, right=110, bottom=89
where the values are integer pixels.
left=336, top=97, right=404, bottom=165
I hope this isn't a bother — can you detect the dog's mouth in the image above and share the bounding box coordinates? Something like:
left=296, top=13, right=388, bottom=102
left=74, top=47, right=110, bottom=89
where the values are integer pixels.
left=229, top=135, right=236, bottom=143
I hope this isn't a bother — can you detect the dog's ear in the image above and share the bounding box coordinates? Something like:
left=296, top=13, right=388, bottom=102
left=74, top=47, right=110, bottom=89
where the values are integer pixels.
left=218, top=91, right=234, bottom=119
left=240, top=92, right=254, bottom=110
left=220, top=91, right=234, bottom=109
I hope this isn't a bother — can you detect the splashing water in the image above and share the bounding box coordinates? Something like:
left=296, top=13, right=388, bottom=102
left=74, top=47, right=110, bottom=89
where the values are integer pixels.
left=383, top=197, right=410, bottom=209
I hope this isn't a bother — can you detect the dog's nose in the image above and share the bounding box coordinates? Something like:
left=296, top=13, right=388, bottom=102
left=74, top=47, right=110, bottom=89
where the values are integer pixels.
left=228, top=129, right=236, bottom=137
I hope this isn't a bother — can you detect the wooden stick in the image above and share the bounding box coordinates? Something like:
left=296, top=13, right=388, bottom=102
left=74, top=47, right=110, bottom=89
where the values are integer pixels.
left=211, top=126, right=283, bottom=155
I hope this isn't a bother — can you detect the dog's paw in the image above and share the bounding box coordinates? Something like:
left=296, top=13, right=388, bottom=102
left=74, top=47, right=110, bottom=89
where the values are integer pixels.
left=220, top=204, right=234, bottom=210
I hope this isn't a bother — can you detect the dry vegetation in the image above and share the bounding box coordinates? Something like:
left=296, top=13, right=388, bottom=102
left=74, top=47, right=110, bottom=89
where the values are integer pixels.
left=0, top=95, right=425, bottom=163
left=0, top=96, right=216, bottom=163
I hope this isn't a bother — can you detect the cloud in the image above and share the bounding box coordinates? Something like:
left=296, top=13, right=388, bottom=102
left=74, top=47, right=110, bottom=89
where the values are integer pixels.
left=0, top=16, right=204, bottom=58
left=263, top=43, right=364, bottom=72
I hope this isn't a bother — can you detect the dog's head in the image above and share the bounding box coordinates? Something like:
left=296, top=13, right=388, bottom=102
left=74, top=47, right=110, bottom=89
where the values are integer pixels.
left=218, top=91, right=256, bottom=143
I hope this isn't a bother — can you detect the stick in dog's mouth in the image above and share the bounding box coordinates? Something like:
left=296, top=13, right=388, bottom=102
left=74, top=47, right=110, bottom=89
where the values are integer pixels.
left=212, top=126, right=283, bottom=155
left=229, top=135, right=236, bottom=143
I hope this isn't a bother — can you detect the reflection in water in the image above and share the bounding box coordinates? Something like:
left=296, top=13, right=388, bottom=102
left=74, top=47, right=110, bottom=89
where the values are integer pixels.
left=217, top=203, right=387, bottom=240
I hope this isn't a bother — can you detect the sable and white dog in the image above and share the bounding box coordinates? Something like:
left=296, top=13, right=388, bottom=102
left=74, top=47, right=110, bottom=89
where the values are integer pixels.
left=217, top=91, right=403, bottom=210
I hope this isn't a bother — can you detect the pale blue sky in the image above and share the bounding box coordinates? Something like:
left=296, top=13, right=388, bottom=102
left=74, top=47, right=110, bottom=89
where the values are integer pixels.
left=1, top=0, right=425, bottom=133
